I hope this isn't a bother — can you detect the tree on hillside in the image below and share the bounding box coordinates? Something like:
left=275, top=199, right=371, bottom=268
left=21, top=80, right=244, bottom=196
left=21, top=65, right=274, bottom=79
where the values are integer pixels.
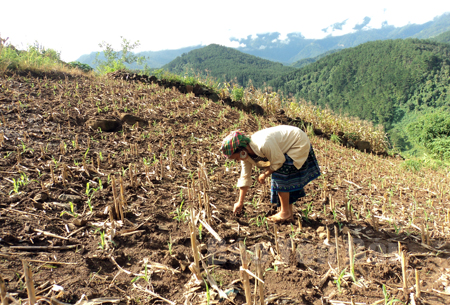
left=95, top=37, right=147, bottom=74
left=407, top=112, right=450, bottom=160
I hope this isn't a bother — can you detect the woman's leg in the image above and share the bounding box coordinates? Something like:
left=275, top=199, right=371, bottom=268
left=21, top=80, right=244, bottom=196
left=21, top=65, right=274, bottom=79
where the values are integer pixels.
left=269, top=192, right=292, bottom=221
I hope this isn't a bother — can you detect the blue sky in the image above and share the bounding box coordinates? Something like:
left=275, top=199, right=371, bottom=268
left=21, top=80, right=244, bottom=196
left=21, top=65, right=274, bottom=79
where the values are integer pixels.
left=1, top=0, right=450, bottom=62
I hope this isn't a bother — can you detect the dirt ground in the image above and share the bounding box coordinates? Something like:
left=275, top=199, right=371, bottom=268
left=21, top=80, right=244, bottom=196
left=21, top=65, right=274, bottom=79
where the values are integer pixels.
left=1, top=70, right=449, bottom=305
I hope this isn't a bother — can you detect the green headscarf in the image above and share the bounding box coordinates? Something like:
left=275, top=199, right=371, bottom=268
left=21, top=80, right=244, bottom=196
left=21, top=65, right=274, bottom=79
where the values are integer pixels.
left=220, top=130, right=250, bottom=157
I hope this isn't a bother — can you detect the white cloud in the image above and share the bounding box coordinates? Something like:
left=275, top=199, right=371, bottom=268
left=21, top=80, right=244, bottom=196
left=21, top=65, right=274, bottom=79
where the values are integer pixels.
left=0, top=0, right=449, bottom=62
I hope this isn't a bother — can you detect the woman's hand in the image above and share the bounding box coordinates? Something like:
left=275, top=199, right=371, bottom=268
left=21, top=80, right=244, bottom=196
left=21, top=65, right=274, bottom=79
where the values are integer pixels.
left=233, top=202, right=244, bottom=214
left=257, top=173, right=266, bottom=184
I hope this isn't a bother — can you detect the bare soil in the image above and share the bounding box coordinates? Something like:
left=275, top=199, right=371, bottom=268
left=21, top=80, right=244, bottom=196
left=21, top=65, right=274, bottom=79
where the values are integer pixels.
left=1, top=70, right=449, bottom=305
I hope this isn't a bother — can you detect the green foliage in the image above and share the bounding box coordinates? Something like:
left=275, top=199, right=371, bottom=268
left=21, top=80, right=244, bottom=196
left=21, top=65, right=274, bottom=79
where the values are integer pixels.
left=0, top=39, right=65, bottom=72
left=407, top=112, right=450, bottom=145
left=9, top=173, right=29, bottom=194
left=69, top=61, right=93, bottom=72
left=401, top=160, right=422, bottom=172
left=427, top=137, right=450, bottom=160
left=171, top=200, right=189, bottom=223
left=407, top=112, right=450, bottom=160
left=230, top=85, right=244, bottom=102
left=94, top=36, right=147, bottom=75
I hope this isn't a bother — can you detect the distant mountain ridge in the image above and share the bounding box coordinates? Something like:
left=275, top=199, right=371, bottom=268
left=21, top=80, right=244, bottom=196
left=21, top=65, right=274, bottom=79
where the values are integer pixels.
left=76, top=45, right=203, bottom=70
left=233, top=13, right=450, bottom=64
left=76, top=13, right=450, bottom=68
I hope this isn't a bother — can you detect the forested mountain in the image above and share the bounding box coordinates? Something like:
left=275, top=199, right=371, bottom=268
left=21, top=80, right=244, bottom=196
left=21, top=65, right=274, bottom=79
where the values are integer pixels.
left=290, top=49, right=342, bottom=69
left=431, top=30, right=450, bottom=44
left=162, top=44, right=295, bottom=88
left=268, top=39, right=450, bottom=151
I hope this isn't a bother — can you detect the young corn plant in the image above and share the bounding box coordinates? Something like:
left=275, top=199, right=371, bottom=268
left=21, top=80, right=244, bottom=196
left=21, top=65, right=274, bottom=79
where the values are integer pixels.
left=382, top=284, right=404, bottom=305
left=171, top=200, right=189, bottom=223
left=250, top=215, right=268, bottom=230
left=85, top=182, right=98, bottom=213
left=198, top=223, right=203, bottom=240
left=98, top=231, right=106, bottom=250
left=131, top=262, right=152, bottom=288
left=60, top=202, right=78, bottom=218
left=334, top=268, right=346, bottom=293
left=9, top=173, right=33, bottom=194
left=302, top=202, right=314, bottom=222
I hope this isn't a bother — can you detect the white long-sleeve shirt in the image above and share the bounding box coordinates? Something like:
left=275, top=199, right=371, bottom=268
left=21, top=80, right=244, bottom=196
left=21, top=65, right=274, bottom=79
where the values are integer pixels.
left=236, top=125, right=311, bottom=188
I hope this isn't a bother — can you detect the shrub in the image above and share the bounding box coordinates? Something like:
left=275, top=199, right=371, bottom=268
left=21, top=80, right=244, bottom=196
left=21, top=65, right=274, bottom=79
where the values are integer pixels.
left=231, top=86, right=244, bottom=102
left=427, top=137, right=450, bottom=160
left=69, top=61, right=93, bottom=72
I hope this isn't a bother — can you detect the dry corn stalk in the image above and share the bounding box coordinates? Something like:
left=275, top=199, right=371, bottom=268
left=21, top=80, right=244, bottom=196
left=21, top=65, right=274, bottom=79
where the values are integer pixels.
left=335, top=225, right=341, bottom=271
left=348, top=232, right=354, bottom=275
left=415, top=269, right=421, bottom=298
left=189, top=209, right=201, bottom=274
left=401, top=251, right=407, bottom=289
left=112, top=176, right=119, bottom=219
left=22, top=260, right=36, bottom=305
left=255, top=244, right=264, bottom=305
left=0, top=274, right=7, bottom=305
left=160, top=153, right=164, bottom=179
left=274, top=224, right=280, bottom=255
left=239, top=241, right=252, bottom=305
left=50, top=164, right=55, bottom=184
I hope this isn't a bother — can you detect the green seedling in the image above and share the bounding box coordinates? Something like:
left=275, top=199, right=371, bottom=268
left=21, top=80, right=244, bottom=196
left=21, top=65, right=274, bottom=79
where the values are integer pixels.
left=204, top=279, right=211, bottom=305
left=98, top=231, right=106, bottom=249
left=198, top=223, right=203, bottom=240
left=334, top=268, right=347, bottom=293
left=302, top=202, right=313, bottom=222
left=265, top=265, right=279, bottom=274
left=250, top=215, right=268, bottom=230
left=168, top=235, right=173, bottom=255
left=131, top=263, right=151, bottom=287
left=171, top=200, right=189, bottom=223
left=289, top=223, right=300, bottom=239
left=382, top=284, right=404, bottom=305
left=9, top=173, right=34, bottom=194
left=20, top=141, right=34, bottom=154
left=86, top=182, right=98, bottom=213
left=60, top=201, right=78, bottom=218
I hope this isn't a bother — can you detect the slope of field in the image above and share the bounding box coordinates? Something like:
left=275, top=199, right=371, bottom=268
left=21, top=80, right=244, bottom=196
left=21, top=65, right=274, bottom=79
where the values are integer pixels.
left=0, top=70, right=449, bottom=305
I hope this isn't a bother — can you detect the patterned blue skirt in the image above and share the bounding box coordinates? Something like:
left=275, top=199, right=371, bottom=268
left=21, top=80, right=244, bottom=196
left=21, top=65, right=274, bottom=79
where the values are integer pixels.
left=270, top=146, right=321, bottom=207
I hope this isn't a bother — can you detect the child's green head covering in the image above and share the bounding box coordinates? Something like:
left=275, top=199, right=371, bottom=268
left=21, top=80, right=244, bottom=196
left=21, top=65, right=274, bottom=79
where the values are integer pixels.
left=220, top=130, right=250, bottom=157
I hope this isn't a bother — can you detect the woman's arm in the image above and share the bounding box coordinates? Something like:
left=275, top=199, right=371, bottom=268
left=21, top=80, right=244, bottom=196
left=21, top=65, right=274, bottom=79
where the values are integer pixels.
left=234, top=186, right=249, bottom=214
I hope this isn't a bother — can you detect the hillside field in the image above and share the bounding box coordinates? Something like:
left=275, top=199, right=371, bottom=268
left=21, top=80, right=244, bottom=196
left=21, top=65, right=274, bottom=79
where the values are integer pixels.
left=0, top=70, right=450, bottom=305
